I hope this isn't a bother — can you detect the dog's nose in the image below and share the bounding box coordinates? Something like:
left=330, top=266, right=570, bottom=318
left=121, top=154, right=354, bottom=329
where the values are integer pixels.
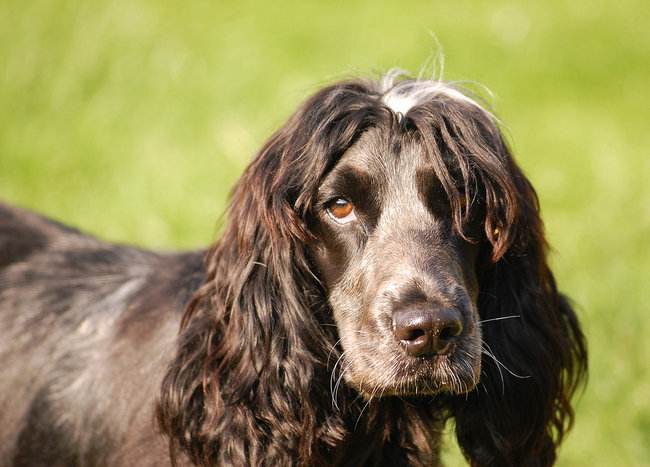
left=392, top=308, right=463, bottom=357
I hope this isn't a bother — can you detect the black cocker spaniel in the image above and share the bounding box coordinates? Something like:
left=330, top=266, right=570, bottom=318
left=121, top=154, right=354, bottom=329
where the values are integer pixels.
left=0, top=70, right=587, bottom=466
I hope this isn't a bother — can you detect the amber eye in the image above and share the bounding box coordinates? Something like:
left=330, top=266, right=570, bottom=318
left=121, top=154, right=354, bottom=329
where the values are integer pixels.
left=327, top=198, right=356, bottom=224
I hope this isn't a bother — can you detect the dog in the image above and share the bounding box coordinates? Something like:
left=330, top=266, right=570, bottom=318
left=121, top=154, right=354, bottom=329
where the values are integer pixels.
left=0, top=70, right=587, bottom=466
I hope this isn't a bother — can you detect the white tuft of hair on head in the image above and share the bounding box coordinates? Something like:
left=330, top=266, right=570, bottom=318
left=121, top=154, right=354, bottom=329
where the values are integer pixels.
left=379, top=67, right=494, bottom=120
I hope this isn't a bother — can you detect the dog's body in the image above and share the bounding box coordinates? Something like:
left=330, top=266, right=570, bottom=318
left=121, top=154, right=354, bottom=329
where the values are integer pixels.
left=0, top=203, right=202, bottom=465
left=0, top=205, right=444, bottom=465
left=0, top=72, right=587, bottom=466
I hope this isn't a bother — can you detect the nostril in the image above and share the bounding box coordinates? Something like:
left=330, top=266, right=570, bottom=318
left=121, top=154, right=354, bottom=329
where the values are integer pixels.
left=438, top=325, right=456, bottom=341
left=433, top=315, right=463, bottom=354
left=437, top=316, right=463, bottom=341
left=392, top=311, right=432, bottom=357
left=394, top=325, right=425, bottom=343
left=406, top=328, right=425, bottom=341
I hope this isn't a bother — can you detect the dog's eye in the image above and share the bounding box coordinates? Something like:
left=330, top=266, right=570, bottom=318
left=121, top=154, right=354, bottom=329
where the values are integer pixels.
left=327, top=198, right=356, bottom=224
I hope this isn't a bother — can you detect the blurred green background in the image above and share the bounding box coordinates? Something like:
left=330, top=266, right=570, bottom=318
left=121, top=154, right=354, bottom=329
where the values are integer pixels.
left=1, top=0, right=648, bottom=464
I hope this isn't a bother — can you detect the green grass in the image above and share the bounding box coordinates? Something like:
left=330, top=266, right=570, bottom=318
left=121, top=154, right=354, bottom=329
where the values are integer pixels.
left=1, top=0, right=648, bottom=464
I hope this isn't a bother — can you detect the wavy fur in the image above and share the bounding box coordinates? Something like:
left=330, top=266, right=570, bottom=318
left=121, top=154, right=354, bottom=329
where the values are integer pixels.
left=0, top=72, right=586, bottom=467
left=157, top=74, right=586, bottom=466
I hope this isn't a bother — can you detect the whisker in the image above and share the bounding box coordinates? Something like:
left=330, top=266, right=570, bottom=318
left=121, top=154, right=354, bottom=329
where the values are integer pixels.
left=330, top=350, right=348, bottom=410
left=478, top=315, right=521, bottom=324
left=481, top=342, right=505, bottom=395
left=326, top=337, right=344, bottom=370
left=333, top=361, right=352, bottom=409
left=482, top=349, right=531, bottom=380
left=354, top=386, right=377, bottom=431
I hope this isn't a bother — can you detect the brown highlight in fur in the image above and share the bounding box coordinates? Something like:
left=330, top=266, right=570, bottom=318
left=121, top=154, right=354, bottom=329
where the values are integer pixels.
left=0, top=72, right=587, bottom=467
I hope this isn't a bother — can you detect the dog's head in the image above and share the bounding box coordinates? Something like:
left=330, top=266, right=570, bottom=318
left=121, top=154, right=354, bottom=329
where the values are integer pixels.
left=205, top=69, right=582, bottom=405
left=295, top=74, right=516, bottom=398
left=310, top=123, right=485, bottom=397
left=163, top=70, right=586, bottom=466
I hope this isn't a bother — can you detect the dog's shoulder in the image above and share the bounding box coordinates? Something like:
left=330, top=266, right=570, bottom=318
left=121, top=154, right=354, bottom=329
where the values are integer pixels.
left=0, top=201, right=206, bottom=312
left=0, top=202, right=85, bottom=270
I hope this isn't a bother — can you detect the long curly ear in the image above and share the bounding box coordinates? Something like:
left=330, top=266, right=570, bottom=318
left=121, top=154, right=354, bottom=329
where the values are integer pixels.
left=452, top=147, right=588, bottom=466
left=156, top=81, right=387, bottom=466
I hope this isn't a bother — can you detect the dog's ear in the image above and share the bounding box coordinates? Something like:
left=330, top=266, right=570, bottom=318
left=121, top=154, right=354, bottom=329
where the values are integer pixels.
left=156, top=80, right=387, bottom=466
left=405, top=98, right=587, bottom=464
left=452, top=144, right=587, bottom=466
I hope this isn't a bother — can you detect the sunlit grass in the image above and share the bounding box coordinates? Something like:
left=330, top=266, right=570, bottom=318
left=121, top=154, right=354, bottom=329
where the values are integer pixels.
left=1, top=1, right=648, bottom=464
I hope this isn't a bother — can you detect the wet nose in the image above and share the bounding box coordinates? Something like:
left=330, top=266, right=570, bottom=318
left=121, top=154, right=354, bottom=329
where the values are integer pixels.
left=392, top=308, right=463, bottom=357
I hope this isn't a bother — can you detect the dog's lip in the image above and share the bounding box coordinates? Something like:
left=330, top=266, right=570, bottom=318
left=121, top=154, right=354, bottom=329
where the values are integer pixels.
left=350, top=352, right=480, bottom=397
left=355, top=373, right=478, bottom=398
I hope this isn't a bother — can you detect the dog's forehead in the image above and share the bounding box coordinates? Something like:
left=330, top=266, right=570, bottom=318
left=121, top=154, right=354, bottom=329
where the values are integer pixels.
left=336, top=127, right=430, bottom=178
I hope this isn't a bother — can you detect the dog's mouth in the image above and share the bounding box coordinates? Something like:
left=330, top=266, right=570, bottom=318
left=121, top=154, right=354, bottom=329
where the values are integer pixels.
left=337, top=345, right=481, bottom=399
left=329, top=302, right=482, bottom=399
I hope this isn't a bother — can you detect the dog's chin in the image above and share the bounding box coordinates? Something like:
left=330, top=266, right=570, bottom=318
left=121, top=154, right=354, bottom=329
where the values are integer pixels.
left=348, top=354, right=481, bottom=399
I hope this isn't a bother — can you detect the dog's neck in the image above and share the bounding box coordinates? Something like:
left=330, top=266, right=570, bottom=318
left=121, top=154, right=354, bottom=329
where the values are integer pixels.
left=321, top=395, right=445, bottom=466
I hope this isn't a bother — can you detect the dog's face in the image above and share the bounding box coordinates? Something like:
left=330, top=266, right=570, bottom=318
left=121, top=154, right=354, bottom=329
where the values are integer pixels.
left=310, top=127, right=482, bottom=397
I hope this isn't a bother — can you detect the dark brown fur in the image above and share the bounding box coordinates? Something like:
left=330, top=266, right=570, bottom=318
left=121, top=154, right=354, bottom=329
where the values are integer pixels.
left=0, top=74, right=586, bottom=466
